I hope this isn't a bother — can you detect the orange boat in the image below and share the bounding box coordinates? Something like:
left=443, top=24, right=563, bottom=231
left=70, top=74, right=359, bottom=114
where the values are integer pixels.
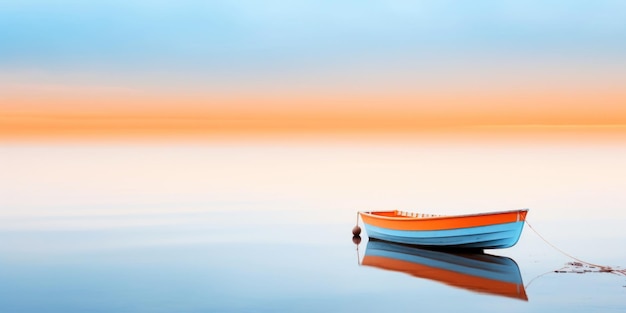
left=362, top=239, right=528, bottom=301
left=359, top=209, right=528, bottom=249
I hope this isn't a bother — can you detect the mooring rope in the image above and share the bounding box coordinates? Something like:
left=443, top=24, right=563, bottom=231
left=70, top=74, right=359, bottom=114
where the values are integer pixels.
left=526, top=220, right=625, bottom=276
left=524, top=269, right=560, bottom=289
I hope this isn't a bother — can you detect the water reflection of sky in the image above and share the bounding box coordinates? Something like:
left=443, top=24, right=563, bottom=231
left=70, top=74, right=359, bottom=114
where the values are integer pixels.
left=1, top=143, right=625, bottom=312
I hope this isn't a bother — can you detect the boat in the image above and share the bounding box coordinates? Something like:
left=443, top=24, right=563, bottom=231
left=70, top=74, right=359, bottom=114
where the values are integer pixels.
left=358, top=209, right=528, bottom=249
left=362, top=239, right=528, bottom=300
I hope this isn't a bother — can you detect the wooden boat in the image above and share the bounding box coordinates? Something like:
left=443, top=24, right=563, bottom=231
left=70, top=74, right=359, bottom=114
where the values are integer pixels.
left=359, top=209, right=528, bottom=249
left=362, top=239, right=528, bottom=301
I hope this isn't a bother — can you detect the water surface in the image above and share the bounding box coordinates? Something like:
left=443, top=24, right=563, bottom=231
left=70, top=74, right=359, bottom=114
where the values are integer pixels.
left=1, top=142, right=625, bottom=312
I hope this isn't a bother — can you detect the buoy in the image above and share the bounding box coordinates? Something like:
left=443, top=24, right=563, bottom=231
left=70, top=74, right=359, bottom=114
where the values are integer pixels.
left=352, top=235, right=362, bottom=245
left=352, top=225, right=361, bottom=236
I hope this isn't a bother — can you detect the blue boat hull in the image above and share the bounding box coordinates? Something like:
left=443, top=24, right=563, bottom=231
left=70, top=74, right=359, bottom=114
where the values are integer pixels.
left=363, top=221, right=525, bottom=249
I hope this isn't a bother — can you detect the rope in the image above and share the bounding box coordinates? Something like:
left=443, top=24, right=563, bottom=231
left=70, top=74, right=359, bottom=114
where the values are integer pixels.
left=522, top=220, right=626, bottom=289
left=524, top=269, right=559, bottom=289
left=525, top=220, right=616, bottom=271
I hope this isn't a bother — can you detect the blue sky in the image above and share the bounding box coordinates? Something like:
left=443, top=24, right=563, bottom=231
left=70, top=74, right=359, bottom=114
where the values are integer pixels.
left=2, top=0, right=626, bottom=71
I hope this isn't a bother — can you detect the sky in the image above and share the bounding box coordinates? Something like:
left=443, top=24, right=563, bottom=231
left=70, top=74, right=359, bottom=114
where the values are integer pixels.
left=1, top=0, right=626, bottom=139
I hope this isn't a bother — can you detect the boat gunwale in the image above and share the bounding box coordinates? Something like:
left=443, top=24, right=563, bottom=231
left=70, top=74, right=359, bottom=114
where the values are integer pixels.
left=360, top=209, right=528, bottom=222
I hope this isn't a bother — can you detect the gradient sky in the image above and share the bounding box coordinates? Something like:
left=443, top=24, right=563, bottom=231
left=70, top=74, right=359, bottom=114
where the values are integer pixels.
left=2, top=1, right=626, bottom=139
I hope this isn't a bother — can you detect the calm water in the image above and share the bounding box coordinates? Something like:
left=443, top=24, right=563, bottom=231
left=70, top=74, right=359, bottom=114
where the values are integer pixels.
left=1, top=142, right=625, bottom=312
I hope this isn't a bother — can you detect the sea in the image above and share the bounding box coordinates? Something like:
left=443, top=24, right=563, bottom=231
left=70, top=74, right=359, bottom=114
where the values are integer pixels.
left=1, top=139, right=625, bottom=312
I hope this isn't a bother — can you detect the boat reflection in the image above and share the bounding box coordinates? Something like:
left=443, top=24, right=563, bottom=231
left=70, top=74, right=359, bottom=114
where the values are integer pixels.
left=362, top=239, right=528, bottom=301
